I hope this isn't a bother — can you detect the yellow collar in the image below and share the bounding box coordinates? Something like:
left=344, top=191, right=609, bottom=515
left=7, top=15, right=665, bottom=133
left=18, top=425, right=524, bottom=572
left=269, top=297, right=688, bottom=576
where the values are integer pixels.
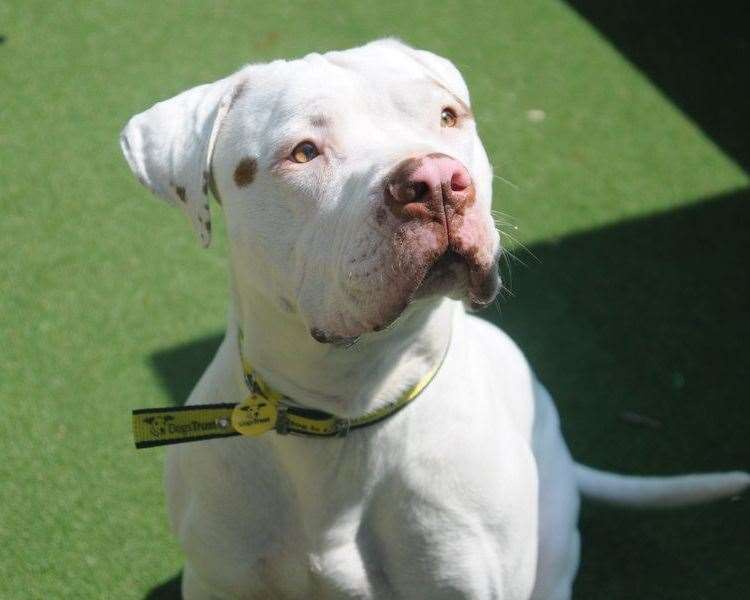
left=132, top=329, right=446, bottom=448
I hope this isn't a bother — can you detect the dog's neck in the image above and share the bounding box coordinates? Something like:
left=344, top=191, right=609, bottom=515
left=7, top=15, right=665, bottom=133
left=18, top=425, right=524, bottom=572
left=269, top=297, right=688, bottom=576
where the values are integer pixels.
left=229, top=280, right=456, bottom=418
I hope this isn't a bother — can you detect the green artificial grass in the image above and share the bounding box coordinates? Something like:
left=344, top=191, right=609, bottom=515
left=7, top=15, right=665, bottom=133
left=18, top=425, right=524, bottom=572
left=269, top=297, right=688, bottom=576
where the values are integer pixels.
left=1, top=1, right=747, bottom=598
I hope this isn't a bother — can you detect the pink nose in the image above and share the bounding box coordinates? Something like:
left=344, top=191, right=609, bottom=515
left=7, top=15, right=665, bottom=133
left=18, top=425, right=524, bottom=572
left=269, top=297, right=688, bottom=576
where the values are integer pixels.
left=385, top=153, right=475, bottom=217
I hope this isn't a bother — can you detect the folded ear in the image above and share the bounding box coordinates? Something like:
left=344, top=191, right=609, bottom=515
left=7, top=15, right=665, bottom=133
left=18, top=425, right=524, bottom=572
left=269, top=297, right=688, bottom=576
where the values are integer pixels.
left=120, top=74, right=243, bottom=247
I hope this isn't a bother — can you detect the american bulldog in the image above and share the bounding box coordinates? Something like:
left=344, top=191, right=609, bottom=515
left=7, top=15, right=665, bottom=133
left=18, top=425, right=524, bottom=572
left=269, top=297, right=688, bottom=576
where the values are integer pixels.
left=120, top=39, right=749, bottom=599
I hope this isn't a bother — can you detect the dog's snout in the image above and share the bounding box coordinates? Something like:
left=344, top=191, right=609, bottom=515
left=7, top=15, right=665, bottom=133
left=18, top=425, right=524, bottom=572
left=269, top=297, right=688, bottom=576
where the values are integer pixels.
left=385, top=153, right=475, bottom=219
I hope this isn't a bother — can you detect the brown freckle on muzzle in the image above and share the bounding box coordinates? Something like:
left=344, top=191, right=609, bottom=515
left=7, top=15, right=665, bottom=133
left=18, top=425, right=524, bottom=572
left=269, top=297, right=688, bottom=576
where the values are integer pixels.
left=234, top=157, right=257, bottom=187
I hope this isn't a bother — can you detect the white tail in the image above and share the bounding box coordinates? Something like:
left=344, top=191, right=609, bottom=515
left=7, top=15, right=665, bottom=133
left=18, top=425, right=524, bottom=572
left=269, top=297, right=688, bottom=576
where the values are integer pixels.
left=575, top=463, right=750, bottom=508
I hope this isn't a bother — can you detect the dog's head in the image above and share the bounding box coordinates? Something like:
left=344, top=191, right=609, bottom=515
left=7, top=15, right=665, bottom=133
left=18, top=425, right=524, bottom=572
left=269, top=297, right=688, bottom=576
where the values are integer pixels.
left=121, top=39, right=500, bottom=342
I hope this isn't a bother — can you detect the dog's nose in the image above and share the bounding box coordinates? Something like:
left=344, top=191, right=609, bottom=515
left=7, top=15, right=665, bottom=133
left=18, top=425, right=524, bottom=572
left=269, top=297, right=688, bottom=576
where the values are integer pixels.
left=385, top=153, right=474, bottom=219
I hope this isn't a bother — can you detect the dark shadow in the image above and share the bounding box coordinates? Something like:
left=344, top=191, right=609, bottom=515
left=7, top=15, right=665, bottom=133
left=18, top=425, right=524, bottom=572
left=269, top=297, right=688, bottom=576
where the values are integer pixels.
left=143, top=571, right=182, bottom=600
left=150, top=334, right=223, bottom=406
left=565, top=1, right=750, bottom=173
left=481, top=187, right=750, bottom=599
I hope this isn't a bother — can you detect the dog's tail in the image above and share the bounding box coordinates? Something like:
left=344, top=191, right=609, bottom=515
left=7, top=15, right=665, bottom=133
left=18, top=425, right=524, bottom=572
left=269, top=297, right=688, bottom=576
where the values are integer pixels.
left=574, top=463, right=750, bottom=508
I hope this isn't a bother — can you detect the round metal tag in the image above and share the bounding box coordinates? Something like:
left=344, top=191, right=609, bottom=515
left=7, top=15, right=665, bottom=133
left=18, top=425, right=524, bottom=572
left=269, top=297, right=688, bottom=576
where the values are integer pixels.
left=231, top=394, right=277, bottom=436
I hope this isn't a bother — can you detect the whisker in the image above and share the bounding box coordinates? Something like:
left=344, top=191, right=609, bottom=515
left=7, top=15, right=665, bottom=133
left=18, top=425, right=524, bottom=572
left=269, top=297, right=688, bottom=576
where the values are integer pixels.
left=502, top=247, right=528, bottom=269
left=492, top=173, right=519, bottom=190
left=500, top=249, right=515, bottom=289
left=500, top=230, right=540, bottom=265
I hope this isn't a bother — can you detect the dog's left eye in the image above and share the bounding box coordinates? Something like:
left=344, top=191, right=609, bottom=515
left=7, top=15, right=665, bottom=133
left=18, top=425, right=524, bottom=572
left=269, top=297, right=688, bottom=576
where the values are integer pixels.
left=440, top=108, right=458, bottom=128
left=291, top=141, right=320, bottom=163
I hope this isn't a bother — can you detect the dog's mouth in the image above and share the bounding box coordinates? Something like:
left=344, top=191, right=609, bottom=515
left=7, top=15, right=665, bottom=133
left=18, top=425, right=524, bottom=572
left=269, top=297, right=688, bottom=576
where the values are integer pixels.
left=309, top=250, right=500, bottom=345
left=413, top=249, right=466, bottom=299
left=413, top=248, right=501, bottom=309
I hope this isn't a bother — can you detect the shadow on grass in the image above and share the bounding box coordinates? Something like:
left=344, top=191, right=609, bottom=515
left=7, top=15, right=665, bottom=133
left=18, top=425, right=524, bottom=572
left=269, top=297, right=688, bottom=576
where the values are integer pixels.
left=143, top=572, right=182, bottom=600
left=485, top=188, right=750, bottom=468
left=565, top=1, right=750, bottom=173
left=148, top=188, right=749, bottom=598
left=150, top=334, right=223, bottom=406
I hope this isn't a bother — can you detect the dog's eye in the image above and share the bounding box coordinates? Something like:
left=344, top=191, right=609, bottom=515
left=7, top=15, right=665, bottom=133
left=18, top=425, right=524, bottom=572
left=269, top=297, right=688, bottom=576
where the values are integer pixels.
left=440, top=108, right=458, bottom=128
left=291, top=141, right=320, bottom=163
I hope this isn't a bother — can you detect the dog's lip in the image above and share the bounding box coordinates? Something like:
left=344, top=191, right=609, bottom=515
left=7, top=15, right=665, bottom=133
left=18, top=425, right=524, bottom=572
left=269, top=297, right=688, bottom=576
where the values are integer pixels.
left=413, top=249, right=467, bottom=297
left=413, top=247, right=501, bottom=309
left=430, top=249, right=464, bottom=273
left=310, top=327, right=360, bottom=346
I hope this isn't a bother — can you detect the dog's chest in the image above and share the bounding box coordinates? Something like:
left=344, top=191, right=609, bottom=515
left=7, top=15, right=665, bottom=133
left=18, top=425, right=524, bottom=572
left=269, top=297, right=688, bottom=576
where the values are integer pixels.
left=171, top=417, right=538, bottom=599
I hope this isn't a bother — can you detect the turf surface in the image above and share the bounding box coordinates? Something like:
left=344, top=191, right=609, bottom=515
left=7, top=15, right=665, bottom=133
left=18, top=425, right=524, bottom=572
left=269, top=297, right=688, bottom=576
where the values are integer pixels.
left=1, top=1, right=748, bottom=598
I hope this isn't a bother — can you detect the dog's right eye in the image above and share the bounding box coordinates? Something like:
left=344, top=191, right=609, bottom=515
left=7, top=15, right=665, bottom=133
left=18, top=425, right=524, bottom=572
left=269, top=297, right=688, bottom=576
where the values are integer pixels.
left=290, top=141, right=320, bottom=164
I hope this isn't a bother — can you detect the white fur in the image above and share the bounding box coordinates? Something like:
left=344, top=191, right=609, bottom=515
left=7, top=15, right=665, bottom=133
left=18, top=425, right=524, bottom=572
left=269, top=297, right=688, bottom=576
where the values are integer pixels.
left=121, top=40, right=749, bottom=599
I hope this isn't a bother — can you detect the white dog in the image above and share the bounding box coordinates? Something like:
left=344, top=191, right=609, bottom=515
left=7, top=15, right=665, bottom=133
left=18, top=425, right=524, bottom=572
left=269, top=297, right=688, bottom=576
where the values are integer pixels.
left=121, top=40, right=749, bottom=599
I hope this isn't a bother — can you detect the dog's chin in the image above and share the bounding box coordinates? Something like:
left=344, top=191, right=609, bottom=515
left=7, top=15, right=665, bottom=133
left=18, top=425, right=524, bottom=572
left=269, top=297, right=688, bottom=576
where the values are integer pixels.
left=309, top=251, right=500, bottom=345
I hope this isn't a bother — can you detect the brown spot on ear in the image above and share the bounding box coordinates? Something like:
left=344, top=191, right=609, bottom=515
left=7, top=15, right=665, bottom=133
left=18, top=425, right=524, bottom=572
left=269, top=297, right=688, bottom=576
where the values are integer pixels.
left=234, top=157, right=257, bottom=187
left=175, top=186, right=187, bottom=203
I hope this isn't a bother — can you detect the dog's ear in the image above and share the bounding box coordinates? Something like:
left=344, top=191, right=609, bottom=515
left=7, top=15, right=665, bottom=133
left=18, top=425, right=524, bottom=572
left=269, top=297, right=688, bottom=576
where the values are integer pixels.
left=119, top=75, right=243, bottom=247
left=382, top=39, right=471, bottom=107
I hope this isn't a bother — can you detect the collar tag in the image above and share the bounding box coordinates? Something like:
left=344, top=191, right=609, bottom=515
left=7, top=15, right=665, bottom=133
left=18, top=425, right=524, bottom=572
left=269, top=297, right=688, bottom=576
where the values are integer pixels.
left=231, top=393, right=278, bottom=436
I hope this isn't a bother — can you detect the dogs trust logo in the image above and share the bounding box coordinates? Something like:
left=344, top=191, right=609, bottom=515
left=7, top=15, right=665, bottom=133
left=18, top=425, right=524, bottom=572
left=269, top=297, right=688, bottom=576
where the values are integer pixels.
left=238, top=401, right=270, bottom=425
left=231, top=395, right=277, bottom=436
left=142, top=415, right=175, bottom=438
